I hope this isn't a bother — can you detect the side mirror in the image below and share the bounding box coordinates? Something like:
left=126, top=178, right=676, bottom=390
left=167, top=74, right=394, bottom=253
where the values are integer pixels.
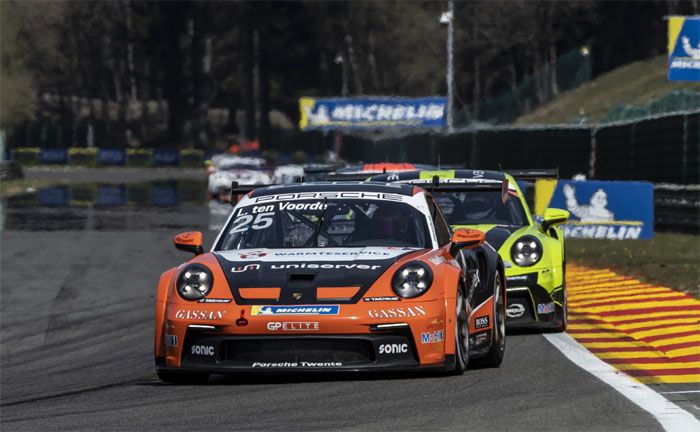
left=449, top=228, right=485, bottom=257
left=174, top=231, right=203, bottom=255
left=542, top=208, right=570, bottom=232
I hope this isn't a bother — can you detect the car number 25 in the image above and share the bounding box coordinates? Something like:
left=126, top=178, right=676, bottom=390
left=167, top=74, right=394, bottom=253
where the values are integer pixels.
left=229, top=212, right=274, bottom=234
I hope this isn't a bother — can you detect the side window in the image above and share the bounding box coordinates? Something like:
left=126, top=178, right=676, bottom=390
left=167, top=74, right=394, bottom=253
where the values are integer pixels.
left=428, top=197, right=451, bottom=246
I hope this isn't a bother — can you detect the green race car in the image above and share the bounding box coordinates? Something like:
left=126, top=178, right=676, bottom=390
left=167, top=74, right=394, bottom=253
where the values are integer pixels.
left=370, top=169, right=570, bottom=331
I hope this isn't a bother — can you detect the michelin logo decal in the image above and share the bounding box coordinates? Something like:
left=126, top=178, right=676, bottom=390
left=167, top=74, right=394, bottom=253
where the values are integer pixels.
left=251, top=305, right=340, bottom=316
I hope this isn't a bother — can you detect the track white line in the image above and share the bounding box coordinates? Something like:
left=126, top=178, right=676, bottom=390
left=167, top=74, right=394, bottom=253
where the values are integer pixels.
left=660, top=391, right=700, bottom=395
left=544, top=333, right=700, bottom=432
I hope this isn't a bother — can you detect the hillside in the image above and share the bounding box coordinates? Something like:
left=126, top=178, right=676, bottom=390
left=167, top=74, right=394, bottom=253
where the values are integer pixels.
left=516, top=56, right=700, bottom=125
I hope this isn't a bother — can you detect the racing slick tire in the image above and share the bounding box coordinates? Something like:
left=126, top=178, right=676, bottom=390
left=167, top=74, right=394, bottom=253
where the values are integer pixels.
left=453, top=287, right=470, bottom=374
left=157, top=370, right=210, bottom=385
left=470, top=271, right=506, bottom=368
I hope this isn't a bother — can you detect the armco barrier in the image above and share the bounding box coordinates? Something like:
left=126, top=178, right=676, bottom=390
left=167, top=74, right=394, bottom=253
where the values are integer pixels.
left=39, top=148, right=68, bottom=165
left=97, top=148, right=126, bottom=166
left=654, top=184, right=700, bottom=234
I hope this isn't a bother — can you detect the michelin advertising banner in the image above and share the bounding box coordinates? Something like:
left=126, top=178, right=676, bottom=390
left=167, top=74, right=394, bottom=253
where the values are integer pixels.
left=534, top=180, right=654, bottom=239
left=668, top=16, right=700, bottom=82
left=299, top=97, right=447, bottom=130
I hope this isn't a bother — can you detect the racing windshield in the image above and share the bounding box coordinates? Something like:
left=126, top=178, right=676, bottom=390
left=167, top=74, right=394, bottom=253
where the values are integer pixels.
left=217, top=198, right=431, bottom=250
left=434, top=190, right=527, bottom=226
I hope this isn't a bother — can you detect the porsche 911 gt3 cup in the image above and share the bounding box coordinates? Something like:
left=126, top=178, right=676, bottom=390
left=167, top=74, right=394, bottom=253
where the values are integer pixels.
left=155, top=181, right=506, bottom=383
left=371, top=169, right=570, bottom=331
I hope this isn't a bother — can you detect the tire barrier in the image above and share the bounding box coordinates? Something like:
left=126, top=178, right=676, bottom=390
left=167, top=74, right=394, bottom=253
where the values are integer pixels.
left=567, top=264, right=700, bottom=385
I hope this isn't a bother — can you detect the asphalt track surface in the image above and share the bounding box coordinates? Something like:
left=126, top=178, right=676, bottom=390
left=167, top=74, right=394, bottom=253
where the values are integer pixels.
left=0, top=192, right=680, bottom=431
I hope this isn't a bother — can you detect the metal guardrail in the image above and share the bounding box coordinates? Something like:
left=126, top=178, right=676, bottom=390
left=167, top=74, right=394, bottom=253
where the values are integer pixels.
left=655, top=183, right=700, bottom=234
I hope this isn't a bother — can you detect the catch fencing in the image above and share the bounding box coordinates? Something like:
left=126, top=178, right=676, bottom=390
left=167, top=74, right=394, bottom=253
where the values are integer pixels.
left=336, top=110, right=700, bottom=184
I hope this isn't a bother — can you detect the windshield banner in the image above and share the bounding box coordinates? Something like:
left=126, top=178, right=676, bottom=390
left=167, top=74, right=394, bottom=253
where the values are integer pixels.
left=668, top=16, right=700, bottom=82
left=534, top=180, right=654, bottom=239
left=299, top=97, right=447, bottom=130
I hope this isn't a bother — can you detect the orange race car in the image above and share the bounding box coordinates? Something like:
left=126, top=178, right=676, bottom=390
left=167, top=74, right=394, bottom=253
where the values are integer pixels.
left=154, top=182, right=506, bottom=383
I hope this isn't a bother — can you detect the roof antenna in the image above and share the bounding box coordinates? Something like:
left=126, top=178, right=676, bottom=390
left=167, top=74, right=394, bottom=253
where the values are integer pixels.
left=383, top=167, right=386, bottom=174
left=437, top=154, right=441, bottom=169
left=498, top=163, right=503, bottom=172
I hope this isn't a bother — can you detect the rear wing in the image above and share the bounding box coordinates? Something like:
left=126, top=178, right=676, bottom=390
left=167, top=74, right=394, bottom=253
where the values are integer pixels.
left=325, top=172, right=374, bottom=182
left=229, top=181, right=275, bottom=205
left=506, top=168, right=559, bottom=181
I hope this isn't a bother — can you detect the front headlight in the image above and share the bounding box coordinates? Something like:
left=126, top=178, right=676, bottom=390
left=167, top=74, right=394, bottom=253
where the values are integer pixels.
left=510, top=236, right=542, bottom=267
left=176, top=264, right=213, bottom=300
left=392, top=261, right=433, bottom=298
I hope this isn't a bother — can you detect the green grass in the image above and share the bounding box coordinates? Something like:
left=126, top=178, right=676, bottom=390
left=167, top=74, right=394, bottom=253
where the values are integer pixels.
left=566, top=232, right=700, bottom=298
left=517, top=56, right=700, bottom=125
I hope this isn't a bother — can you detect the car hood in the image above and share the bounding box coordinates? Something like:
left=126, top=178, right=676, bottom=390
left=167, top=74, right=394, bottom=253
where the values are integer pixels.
left=214, top=247, right=421, bottom=304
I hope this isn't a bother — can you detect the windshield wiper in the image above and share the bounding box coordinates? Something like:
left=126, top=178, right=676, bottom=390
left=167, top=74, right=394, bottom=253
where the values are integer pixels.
left=313, top=198, right=328, bottom=247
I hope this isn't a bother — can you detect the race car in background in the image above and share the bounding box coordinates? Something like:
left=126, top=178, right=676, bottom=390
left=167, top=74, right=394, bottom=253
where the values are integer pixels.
left=370, top=169, right=570, bottom=331
left=155, top=181, right=506, bottom=383
left=206, top=155, right=272, bottom=200
left=326, top=163, right=436, bottom=181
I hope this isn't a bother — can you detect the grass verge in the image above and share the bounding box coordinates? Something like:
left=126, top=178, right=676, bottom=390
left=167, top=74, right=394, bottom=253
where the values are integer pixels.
left=566, top=232, right=700, bottom=298
left=517, top=56, right=700, bottom=124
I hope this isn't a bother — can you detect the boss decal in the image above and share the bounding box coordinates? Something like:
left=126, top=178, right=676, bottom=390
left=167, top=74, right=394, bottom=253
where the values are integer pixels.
left=474, top=316, right=490, bottom=329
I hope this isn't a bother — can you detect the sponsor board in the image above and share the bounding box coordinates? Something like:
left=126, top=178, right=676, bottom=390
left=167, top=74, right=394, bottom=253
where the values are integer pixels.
left=266, top=322, right=319, bottom=331
left=368, top=306, right=426, bottom=319
left=174, top=309, right=226, bottom=320
left=299, top=96, right=447, bottom=130
left=475, top=316, right=490, bottom=329
left=506, top=303, right=526, bottom=318
left=668, top=16, right=700, bottom=81
left=421, top=330, right=445, bottom=344
left=534, top=180, right=654, bottom=239
left=537, top=302, right=555, bottom=314
left=251, top=305, right=340, bottom=316
left=251, top=361, right=343, bottom=368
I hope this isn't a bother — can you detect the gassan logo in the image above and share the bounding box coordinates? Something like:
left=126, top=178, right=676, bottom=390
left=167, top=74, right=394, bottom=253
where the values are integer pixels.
left=368, top=306, right=426, bottom=319
left=251, top=305, right=340, bottom=316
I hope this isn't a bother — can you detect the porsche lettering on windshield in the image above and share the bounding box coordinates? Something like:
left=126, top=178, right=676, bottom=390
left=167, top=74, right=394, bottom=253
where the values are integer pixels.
left=218, top=198, right=431, bottom=251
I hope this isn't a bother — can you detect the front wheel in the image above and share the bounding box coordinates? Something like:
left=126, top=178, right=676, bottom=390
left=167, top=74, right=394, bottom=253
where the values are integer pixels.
left=453, top=288, right=470, bottom=374
left=157, top=370, right=210, bottom=385
left=470, top=271, right=505, bottom=368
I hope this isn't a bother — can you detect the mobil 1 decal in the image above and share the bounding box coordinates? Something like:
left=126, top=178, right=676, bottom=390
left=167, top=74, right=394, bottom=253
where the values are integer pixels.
left=215, top=247, right=417, bottom=305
